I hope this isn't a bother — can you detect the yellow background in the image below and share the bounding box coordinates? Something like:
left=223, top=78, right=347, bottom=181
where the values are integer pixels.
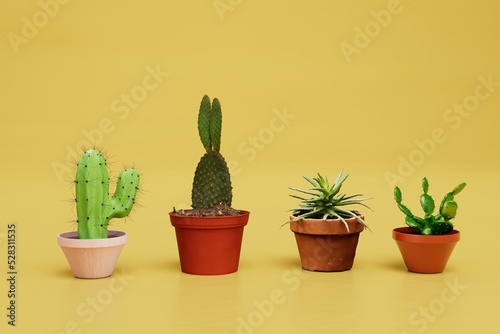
left=1, top=0, right=499, bottom=333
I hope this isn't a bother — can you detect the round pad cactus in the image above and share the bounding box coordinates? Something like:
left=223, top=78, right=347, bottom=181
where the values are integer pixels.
left=192, top=152, right=232, bottom=209
left=191, top=95, right=233, bottom=209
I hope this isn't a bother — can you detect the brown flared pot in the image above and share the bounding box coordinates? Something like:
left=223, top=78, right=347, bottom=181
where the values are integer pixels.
left=290, top=214, right=365, bottom=272
left=57, top=230, right=127, bottom=279
left=393, top=227, right=460, bottom=274
left=169, top=210, right=250, bottom=275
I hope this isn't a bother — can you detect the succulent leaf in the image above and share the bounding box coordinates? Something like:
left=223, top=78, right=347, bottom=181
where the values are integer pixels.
left=287, top=170, right=371, bottom=231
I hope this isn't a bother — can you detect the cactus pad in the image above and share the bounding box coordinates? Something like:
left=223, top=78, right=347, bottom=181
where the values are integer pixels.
left=192, top=151, right=232, bottom=209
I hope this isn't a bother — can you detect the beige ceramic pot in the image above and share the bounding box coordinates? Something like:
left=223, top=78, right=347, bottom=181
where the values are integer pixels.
left=290, top=214, right=365, bottom=272
left=57, top=230, right=127, bottom=279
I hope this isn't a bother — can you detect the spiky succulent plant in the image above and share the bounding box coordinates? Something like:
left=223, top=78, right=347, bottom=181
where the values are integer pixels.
left=286, top=169, right=371, bottom=232
left=394, top=177, right=466, bottom=235
left=191, top=95, right=233, bottom=209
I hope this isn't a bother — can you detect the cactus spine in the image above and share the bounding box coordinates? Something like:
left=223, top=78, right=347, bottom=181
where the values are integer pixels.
left=191, top=95, right=233, bottom=209
left=75, top=149, right=140, bottom=239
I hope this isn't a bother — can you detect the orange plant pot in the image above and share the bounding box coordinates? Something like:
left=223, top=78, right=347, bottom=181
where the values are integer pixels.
left=393, top=227, right=460, bottom=274
left=57, top=230, right=127, bottom=279
left=290, top=214, right=365, bottom=272
left=169, top=210, right=250, bottom=275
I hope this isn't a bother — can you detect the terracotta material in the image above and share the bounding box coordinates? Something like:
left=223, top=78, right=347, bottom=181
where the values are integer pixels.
left=169, top=210, right=250, bottom=275
left=57, top=230, right=127, bottom=279
left=290, top=214, right=365, bottom=272
left=393, top=227, right=460, bottom=274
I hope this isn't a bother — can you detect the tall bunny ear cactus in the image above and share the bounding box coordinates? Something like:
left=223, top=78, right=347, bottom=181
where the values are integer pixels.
left=191, top=95, right=233, bottom=209
left=75, top=149, right=140, bottom=239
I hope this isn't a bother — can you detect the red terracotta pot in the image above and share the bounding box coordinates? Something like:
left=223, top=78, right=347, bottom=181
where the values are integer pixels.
left=290, top=214, right=365, bottom=272
left=393, top=227, right=460, bottom=274
left=169, top=210, right=250, bottom=275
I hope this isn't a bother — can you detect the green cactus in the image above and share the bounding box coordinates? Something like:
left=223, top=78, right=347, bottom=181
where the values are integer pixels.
left=191, top=95, right=233, bottom=209
left=394, top=177, right=466, bottom=235
left=75, top=149, right=140, bottom=239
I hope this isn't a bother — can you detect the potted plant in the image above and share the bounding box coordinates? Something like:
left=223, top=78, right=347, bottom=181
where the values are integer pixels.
left=284, top=170, right=371, bottom=272
left=169, top=95, right=250, bottom=275
left=392, top=177, right=466, bottom=274
left=57, top=149, right=140, bottom=279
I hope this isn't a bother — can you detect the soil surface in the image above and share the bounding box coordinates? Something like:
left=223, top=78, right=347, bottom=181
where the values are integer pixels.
left=173, top=203, right=242, bottom=217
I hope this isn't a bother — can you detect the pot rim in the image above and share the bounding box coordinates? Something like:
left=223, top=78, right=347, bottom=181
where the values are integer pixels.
left=289, top=213, right=365, bottom=235
left=169, top=210, right=250, bottom=229
left=57, top=230, right=127, bottom=248
left=392, top=227, right=460, bottom=244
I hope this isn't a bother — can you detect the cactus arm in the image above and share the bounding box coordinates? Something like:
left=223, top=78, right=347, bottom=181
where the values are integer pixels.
left=394, top=187, right=416, bottom=218
left=405, top=216, right=423, bottom=230
left=420, top=193, right=435, bottom=216
left=439, top=182, right=466, bottom=214
left=452, top=182, right=467, bottom=196
left=198, top=95, right=212, bottom=152
left=397, top=203, right=414, bottom=218
left=394, top=186, right=403, bottom=203
left=422, top=177, right=429, bottom=194
left=104, top=168, right=140, bottom=221
left=210, top=98, right=222, bottom=152
left=439, top=192, right=453, bottom=213
left=440, top=200, right=458, bottom=220
left=395, top=186, right=425, bottom=232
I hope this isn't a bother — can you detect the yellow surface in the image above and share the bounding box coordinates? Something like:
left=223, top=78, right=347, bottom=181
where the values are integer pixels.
left=1, top=0, right=499, bottom=333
